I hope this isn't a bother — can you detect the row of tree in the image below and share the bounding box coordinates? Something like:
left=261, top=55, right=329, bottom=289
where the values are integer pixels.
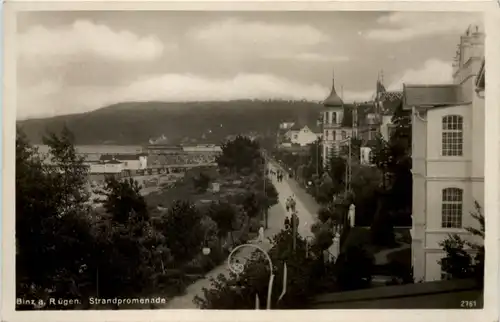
left=16, top=128, right=278, bottom=309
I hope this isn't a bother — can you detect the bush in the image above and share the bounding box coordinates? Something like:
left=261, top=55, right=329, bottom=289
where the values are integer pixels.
left=194, top=229, right=323, bottom=309
left=334, top=245, right=374, bottom=291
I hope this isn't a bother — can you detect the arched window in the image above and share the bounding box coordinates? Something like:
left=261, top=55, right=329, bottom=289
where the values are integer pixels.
left=332, top=131, right=336, bottom=141
left=442, top=115, right=463, bottom=156
left=332, top=112, right=337, bottom=124
left=441, top=188, right=463, bottom=228
left=341, top=130, right=346, bottom=140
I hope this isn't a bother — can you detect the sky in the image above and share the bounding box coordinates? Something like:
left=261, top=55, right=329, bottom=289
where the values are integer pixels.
left=16, top=11, right=483, bottom=120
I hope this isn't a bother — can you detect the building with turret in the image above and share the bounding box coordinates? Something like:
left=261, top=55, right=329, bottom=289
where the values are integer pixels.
left=321, top=73, right=402, bottom=167
left=321, top=74, right=352, bottom=165
left=404, top=25, right=484, bottom=281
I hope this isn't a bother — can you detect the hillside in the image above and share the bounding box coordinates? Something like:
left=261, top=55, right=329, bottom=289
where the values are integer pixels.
left=17, top=100, right=323, bottom=145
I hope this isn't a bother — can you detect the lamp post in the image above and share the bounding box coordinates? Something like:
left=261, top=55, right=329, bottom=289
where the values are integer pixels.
left=228, top=244, right=275, bottom=310
left=338, top=137, right=352, bottom=196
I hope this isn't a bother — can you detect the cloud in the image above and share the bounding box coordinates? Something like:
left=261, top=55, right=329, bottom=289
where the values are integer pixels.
left=387, top=59, right=453, bottom=90
left=188, top=18, right=330, bottom=57
left=365, top=12, right=483, bottom=42
left=266, top=52, right=350, bottom=63
left=18, top=73, right=331, bottom=119
left=18, top=20, right=167, bottom=64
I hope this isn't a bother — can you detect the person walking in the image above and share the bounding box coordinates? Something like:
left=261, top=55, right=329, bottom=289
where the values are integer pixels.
left=285, top=197, right=290, bottom=212
left=258, top=226, right=265, bottom=243
left=284, top=216, right=290, bottom=229
left=290, top=196, right=296, bottom=213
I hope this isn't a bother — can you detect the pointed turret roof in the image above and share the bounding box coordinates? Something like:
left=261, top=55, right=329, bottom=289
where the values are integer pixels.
left=323, top=71, right=343, bottom=107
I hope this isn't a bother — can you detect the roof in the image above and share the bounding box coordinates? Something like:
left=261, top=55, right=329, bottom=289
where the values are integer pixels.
left=100, top=154, right=141, bottom=161
left=309, top=278, right=482, bottom=309
left=323, top=78, right=344, bottom=107
left=290, top=120, right=322, bottom=133
left=106, top=160, right=123, bottom=165
left=402, top=84, right=463, bottom=110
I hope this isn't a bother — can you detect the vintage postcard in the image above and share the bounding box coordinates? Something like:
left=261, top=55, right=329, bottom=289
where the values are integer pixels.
left=2, top=1, right=499, bottom=322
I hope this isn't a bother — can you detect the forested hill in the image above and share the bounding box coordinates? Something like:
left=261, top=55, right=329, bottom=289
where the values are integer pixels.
left=17, top=100, right=323, bottom=145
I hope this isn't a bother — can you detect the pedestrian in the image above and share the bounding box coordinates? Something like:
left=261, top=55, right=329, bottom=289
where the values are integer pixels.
left=290, top=198, right=296, bottom=213
left=284, top=216, right=290, bottom=229
left=258, top=226, right=265, bottom=243
left=285, top=198, right=290, bottom=212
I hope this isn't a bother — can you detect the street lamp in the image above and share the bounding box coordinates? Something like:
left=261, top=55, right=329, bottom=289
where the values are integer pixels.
left=338, top=137, right=352, bottom=196
left=228, top=243, right=275, bottom=310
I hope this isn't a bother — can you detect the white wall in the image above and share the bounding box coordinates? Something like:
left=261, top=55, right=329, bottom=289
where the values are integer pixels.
left=183, top=145, right=222, bottom=152
left=380, top=115, right=393, bottom=141
left=139, top=156, right=148, bottom=170
left=290, top=126, right=319, bottom=146
left=90, top=162, right=124, bottom=174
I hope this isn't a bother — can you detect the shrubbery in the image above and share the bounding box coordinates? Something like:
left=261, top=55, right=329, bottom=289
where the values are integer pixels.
left=16, top=128, right=278, bottom=309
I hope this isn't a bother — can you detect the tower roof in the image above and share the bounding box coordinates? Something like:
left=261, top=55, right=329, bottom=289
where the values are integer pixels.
left=323, top=73, right=343, bottom=107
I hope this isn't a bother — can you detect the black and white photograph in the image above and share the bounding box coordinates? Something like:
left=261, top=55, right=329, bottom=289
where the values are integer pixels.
left=2, top=3, right=498, bottom=320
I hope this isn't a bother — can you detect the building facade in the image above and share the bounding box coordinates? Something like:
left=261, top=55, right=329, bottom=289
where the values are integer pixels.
left=405, top=26, right=484, bottom=281
left=321, top=76, right=351, bottom=165
left=288, top=124, right=322, bottom=146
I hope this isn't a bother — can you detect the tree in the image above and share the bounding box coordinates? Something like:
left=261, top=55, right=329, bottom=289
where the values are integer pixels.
left=207, top=201, right=237, bottom=247
left=194, top=229, right=322, bottom=309
left=192, top=172, right=211, bottom=193
left=157, top=200, right=205, bottom=263
left=216, top=135, right=263, bottom=172
left=370, top=192, right=396, bottom=247
left=16, top=127, right=95, bottom=307
left=349, top=164, right=382, bottom=226
left=326, top=155, right=346, bottom=190
left=334, top=244, right=374, bottom=291
left=99, top=176, right=149, bottom=223
left=439, top=201, right=484, bottom=284
left=42, top=126, right=91, bottom=216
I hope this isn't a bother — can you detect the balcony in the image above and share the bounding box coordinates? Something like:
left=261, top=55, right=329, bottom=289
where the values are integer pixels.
left=322, top=121, right=343, bottom=129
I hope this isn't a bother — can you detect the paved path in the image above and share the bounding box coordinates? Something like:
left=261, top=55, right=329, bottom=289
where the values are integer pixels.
left=374, top=243, right=411, bottom=266
left=268, top=162, right=316, bottom=238
left=163, top=165, right=318, bottom=308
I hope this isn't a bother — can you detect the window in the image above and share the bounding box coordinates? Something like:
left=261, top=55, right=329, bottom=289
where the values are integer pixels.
left=341, top=131, right=346, bottom=140
left=442, top=115, right=463, bottom=156
left=332, top=131, right=336, bottom=141
left=441, top=188, right=463, bottom=228
left=332, top=112, right=337, bottom=124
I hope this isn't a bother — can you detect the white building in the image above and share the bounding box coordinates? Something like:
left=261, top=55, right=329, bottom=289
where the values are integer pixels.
left=90, top=160, right=124, bottom=174
left=97, top=154, right=148, bottom=172
left=287, top=123, right=322, bottom=147
left=182, top=144, right=222, bottom=153
left=321, top=75, right=353, bottom=165
left=404, top=26, right=484, bottom=281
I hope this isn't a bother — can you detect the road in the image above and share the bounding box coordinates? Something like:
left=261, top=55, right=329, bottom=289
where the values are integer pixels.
left=163, top=162, right=317, bottom=309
